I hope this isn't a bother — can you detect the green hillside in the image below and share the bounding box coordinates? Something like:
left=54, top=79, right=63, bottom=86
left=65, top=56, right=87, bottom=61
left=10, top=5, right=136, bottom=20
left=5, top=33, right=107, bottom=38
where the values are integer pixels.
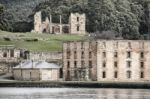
left=0, top=31, right=87, bottom=52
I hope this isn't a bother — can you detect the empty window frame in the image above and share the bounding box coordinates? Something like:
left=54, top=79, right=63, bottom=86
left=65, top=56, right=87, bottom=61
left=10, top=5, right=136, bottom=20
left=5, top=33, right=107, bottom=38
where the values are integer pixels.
left=102, top=71, right=106, bottom=78
left=3, top=52, right=7, bottom=57
left=89, top=51, right=92, bottom=59
left=67, top=61, right=70, bottom=68
left=114, top=61, right=118, bottom=68
left=81, top=61, right=85, bottom=67
left=10, top=49, right=14, bottom=57
left=140, top=62, right=144, bottom=68
left=67, top=50, right=71, bottom=59
left=127, top=51, right=131, bottom=58
left=102, top=61, right=106, bottom=68
left=89, top=61, right=92, bottom=68
left=74, top=51, right=77, bottom=59
left=74, top=61, right=77, bottom=68
left=81, top=51, right=84, bottom=59
left=140, top=52, right=144, bottom=58
left=102, top=52, right=106, bottom=58
left=77, top=17, right=79, bottom=22
left=127, top=61, right=131, bottom=68
left=114, top=71, right=118, bottom=78
left=127, top=71, right=131, bottom=79
left=77, top=25, right=80, bottom=31
left=114, top=52, right=118, bottom=58
left=140, top=71, right=144, bottom=78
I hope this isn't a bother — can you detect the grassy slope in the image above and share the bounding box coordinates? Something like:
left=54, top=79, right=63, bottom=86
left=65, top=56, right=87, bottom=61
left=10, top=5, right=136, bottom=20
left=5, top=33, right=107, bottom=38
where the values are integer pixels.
left=0, top=31, right=87, bottom=52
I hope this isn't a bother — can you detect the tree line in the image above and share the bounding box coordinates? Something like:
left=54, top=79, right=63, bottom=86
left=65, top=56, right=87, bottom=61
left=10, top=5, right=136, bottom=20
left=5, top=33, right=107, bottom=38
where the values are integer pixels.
left=0, top=0, right=150, bottom=40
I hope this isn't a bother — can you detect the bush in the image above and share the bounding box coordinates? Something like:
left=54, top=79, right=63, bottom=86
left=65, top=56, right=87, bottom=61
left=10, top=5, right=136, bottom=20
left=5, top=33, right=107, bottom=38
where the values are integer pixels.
left=25, top=38, right=38, bottom=42
left=4, top=37, right=11, bottom=41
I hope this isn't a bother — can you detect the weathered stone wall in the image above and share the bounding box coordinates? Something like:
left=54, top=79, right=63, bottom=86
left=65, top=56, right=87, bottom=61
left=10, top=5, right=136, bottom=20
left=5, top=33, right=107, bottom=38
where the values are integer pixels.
left=0, top=46, right=29, bottom=74
left=97, top=40, right=150, bottom=82
left=29, top=52, right=62, bottom=63
left=34, top=11, right=42, bottom=33
left=13, top=69, right=60, bottom=81
left=63, top=41, right=97, bottom=81
left=33, top=11, right=86, bottom=35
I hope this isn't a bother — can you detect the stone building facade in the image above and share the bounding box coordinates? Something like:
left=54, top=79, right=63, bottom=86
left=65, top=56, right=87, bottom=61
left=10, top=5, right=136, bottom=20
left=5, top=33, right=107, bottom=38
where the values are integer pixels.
left=63, top=41, right=97, bottom=81
left=63, top=40, right=150, bottom=82
left=13, top=61, right=61, bottom=81
left=29, top=52, right=62, bottom=64
left=97, top=40, right=150, bottom=82
left=32, top=11, right=86, bottom=35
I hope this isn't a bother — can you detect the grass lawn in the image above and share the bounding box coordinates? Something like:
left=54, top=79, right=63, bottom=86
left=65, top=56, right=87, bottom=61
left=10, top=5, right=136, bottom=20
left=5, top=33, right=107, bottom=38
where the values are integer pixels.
left=0, top=31, right=88, bottom=52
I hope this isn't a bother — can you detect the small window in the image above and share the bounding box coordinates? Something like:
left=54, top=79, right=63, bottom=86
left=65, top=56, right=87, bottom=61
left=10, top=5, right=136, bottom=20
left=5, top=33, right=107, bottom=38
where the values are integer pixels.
left=67, top=61, right=70, bottom=68
left=77, top=26, right=80, bottom=31
left=140, top=52, right=144, bottom=58
left=81, top=51, right=84, bottom=59
left=74, top=51, right=77, bottom=59
left=74, top=61, right=77, bottom=68
left=140, top=71, right=144, bottom=78
left=114, top=61, right=118, bottom=68
left=103, top=52, right=106, bottom=58
left=89, top=61, right=92, bottom=68
left=127, top=51, right=131, bottom=58
left=3, top=52, right=7, bottom=57
left=127, top=71, right=131, bottom=79
left=140, top=62, right=144, bottom=68
left=114, top=52, right=118, bottom=58
left=67, top=50, right=70, bottom=59
left=77, top=17, right=79, bottom=22
left=89, top=52, right=92, bottom=59
left=10, top=49, right=14, bottom=57
left=102, top=71, right=106, bottom=78
left=127, top=61, right=131, bottom=68
left=81, top=61, right=85, bottom=67
left=114, top=71, right=118, bottom=78
left=102, top=61, right=106, bottom=68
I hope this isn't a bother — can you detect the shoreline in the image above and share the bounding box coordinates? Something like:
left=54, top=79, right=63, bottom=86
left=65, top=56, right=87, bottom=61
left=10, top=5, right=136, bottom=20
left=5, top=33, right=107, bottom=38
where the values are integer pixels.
left=0, top=81, right=150, bottom=89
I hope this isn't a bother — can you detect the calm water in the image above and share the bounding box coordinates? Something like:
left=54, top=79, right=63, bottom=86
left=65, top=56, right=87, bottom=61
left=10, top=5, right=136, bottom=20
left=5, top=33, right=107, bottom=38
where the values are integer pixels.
left=0, top=88, right=150, bottom=99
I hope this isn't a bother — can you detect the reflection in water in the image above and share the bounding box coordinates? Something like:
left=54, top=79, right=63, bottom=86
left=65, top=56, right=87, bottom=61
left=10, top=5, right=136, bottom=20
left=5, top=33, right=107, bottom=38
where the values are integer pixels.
left=0, top=88, right=150, bottom=99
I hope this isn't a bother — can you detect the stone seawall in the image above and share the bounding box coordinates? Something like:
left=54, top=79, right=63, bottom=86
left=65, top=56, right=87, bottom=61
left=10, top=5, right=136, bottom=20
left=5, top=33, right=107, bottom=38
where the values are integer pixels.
left=1, top=81, right=150, bottom=89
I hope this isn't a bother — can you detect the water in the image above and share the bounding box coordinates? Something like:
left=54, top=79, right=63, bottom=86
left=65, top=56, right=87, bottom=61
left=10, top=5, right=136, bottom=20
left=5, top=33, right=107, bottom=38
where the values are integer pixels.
left=0, top=88, right=150, bottom=99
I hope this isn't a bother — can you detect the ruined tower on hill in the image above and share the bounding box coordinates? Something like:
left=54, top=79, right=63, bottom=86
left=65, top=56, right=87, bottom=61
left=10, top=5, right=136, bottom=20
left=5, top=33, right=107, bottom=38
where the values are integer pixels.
left=32, top=11, right=86, bottom=35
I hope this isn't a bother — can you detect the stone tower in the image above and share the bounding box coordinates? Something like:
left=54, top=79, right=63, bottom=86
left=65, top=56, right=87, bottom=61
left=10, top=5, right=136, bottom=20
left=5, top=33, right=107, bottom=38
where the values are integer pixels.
left=34, top=11, right=42, bottom=33
left=70, top=13, right=86, bottom=35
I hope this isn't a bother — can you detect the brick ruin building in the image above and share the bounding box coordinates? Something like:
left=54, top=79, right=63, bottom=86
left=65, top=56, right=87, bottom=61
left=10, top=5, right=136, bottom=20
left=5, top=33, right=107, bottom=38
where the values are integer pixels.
left=63, top=40, right=150, bottom=82
left=0, top=45, right=29, bottom=74
left=63, top=41, right=97, bottom=81
left=32, top=11, right=86, bottom=35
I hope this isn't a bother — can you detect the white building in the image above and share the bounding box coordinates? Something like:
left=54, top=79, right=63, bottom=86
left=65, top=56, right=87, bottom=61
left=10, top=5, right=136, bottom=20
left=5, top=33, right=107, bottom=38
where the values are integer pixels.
left=13, top=61, right=61, bottom=81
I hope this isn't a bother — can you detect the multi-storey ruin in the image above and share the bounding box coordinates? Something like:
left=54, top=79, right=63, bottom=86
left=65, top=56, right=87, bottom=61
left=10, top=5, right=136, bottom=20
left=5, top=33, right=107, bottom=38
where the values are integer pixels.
left=32, top=11, right=86, bottom=35
left=63, top=40, right=150, bottom=82
left=0, top=45, right=29, bottom=74
left=63, top=41, right=97, bottom=81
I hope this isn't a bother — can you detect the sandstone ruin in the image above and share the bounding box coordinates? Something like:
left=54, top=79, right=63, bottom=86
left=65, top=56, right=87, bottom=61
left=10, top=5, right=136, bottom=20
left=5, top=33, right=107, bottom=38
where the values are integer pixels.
left=32, top=11, right=86, bottom=35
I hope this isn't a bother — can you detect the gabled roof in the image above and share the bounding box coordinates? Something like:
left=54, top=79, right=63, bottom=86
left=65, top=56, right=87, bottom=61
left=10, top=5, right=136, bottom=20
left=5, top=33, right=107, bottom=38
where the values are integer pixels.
left=14, top=60, right=61, bottom=69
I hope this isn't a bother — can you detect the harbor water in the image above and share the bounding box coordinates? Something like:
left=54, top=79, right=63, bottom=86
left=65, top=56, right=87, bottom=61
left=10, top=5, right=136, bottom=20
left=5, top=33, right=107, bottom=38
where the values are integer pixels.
left=0, top=88, right=150, bottom=99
